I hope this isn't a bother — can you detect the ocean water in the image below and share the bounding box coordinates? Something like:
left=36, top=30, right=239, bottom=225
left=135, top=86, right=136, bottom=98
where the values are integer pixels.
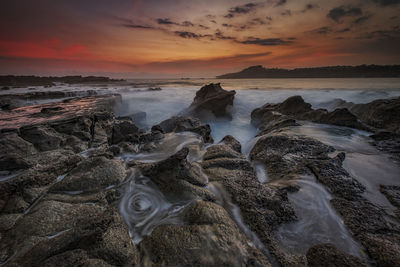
left=2, top=78, right=400, bottom=257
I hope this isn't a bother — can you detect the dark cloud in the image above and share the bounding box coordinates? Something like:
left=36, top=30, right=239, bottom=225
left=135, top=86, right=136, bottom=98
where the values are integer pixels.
left=239, top=37, right=294, bottom=46
left=224, top=3, right=259, bottom=18
left=358, top=26, right=400, bottom=39
left=371, top=0, right=400, bottom=6
left=336, top=28, right=351, bottom=33
left=390, top=16, right=398, bottom=19
left=353, top=15, right=373, bottom=25
left=302, top=3, right=318, bottom=12
left=181, top=21, right=194, bottom=27
left=281, top=10, right=292, bottom=16
left=327, top=6, right=363, bottom=23
left=222, top=23, right=233, bottom=28
left=174, top=31, right=212, bottom=39
left=156, top=18, right=177, bottom=25
left=265, top=16, right=273, bottom=22
left=275, top=0, right=287, bottom=7
left=122, top=23, right=155, bottom=30
left=309, top=26, right=332, bottom=35
left=251, top=18, right=268, bottom=25
left=215, top=30, right=236, bottom=40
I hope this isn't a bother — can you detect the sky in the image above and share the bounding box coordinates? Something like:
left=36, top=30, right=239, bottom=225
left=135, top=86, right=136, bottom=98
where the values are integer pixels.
left=0, top=0, right=399, bottom=78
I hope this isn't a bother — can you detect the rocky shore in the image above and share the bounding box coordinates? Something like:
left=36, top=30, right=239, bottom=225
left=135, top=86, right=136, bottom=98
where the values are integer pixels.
left=1, top=83, right=400, bottom=266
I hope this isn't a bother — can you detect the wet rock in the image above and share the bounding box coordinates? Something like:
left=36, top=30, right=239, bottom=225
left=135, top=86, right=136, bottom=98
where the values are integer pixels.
left=139, top=200, right=272, bottom=267
left=1, top=86, right=10, bottom=91
left=220, top=135, right=241, bottom=153
left=380, top=185, right=400, bottom=217
left=154, top=116, right=213, bottom=143
left=350, top=96, right=400, bottom=134
left=185, top=83, right=236, bottom=119
left=148, top=87, right=162, bottom=91
left=306, top=243, right=367, bottom=267
left=201, top=137, right=298, bottom=265
left=370, top=131, right=400, bottom=162
left=308, top=153, right=366, bottom=200
left=20, top=125, right=65, bottom=152
left=250, top=133, right=334, bottom=180
left=137, top=148, right=215, bottom=201
left=331, top=198, right=400, bottom=266
left=111, top=117, right=139, bottom=144
left=51, top=156, right=126, bottom=192
left=251, top=96, right=370, bottom=132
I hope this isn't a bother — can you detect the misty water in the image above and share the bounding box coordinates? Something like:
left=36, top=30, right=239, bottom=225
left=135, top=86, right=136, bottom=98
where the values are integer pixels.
left=3, top=78, right=400, bottom=257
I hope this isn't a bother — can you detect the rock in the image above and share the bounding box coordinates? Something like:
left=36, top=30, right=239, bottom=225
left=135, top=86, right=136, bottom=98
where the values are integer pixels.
left=186, top=83, right=236, bottom=119
left=220, top=135, right=241, bottom=153
left=137, top=148, right=215, bottom=201
left=250, top=133, right=335, bottom=180
left=370, top=132, right=400, bottom=162
left=380, top=185, right=400, bottom=217
left=1, top=86, right=10, bottom=91
left=20, top=125, right=65, bottom=151
left=147, top=87, right=162, bottom=91
left=139, top=200, right=272, bottom=266
left=350, top=97, right=400, bottom=134
left=308, top=108, right=370, bottom=131
left=251, top=96, right=370, bottom=132
left=110, top=118, right=139, bottom=144
left=201, top=137, right=298, bottom=265
left=331, top=198, right=400, bottom=266
left=51, top=156, right=126, bottom=192
left=154, top=116, right=213, bottom=143
left=306, top=243, right=367, bottom=267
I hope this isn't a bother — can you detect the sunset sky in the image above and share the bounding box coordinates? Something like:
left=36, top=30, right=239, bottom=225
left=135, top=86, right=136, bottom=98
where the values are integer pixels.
left=1, top=0, right=399, bottom=77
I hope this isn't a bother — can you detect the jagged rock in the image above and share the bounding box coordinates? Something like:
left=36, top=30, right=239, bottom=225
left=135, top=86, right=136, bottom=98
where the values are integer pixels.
left=201, top=136, right=298, bottom=265
left=51, top=156, right=126, bottom=192
left=185, top=83, right=236, bottom=119
left=111, top=118, right=139, bottom=144
left=250, top=133, right=335, bottom=180
left=331, top=198, right=400, bottom=266
left=139, top=200, right=272, bottom=266
left=20, top=125, right=65, bottom=152
left=251, top=95, right=370, bottom=132
left=154, top=116, right=213, bottom=143
left=306, top=243, right=367, bottom=267
left=380, top=185, right=400, bottom=217
left=137, top=148, right=215, bottom=201
left=350, top=97, right=400, bottom=134
left=220, top=135, right=241, bottom=153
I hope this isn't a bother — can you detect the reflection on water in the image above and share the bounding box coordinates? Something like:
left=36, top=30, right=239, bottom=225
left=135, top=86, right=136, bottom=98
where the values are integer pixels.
left=276, top=175, right=364, bottom=257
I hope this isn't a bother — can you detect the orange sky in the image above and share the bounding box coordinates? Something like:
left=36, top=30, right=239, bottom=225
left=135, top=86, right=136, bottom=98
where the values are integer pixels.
left=0, top=0, right=399, bottom=77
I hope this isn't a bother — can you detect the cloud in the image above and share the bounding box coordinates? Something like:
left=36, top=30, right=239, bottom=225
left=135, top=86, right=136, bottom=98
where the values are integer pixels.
left=215, top=30, right=236, bottom=40
left=281, top=10, right=292, bottom=16
left=122, top=23, right=155, bottom=29
left=275, top=0, right=287, bottom=7
left=156, top=18, right=177, bottom=25
left=371, top=0, right=400, bottom=6
left=239, top=37, right=294, bottom=46
left=174, top=31, right=212, bottom=39
left=336, top=28, right=351, bottom=33
left=302, top=3, right=319, bottom=12
left=309, top=26, right=332, bottom=35
left=353, top=15, right=373, bottom=25
left=224, top=3, right=259, bottom=18
left=327, top=6, right=362, bottom=23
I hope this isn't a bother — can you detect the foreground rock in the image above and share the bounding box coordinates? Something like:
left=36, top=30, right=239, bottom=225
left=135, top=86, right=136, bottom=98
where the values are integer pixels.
left=184, top=83, right=236, bottom=119
left=128, top=146, right=272, bottom=266
left=153, top=116, right=213, bottom=143
left=250, top=108, right=400, bottom=266
left=306, top=244, right=367, bottom=267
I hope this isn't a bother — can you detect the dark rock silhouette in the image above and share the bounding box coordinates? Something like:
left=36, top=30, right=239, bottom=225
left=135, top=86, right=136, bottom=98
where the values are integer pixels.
left=185, top=83, right=236, bottom=119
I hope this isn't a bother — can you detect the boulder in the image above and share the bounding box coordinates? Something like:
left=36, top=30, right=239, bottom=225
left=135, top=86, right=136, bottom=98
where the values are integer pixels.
left=306, top=243, right=367, bottom=267
left=51, top=156, right=126, bottom=192
left=186, top=83, right=236, bottom=119
left=350, top=97, right=400, bottom=134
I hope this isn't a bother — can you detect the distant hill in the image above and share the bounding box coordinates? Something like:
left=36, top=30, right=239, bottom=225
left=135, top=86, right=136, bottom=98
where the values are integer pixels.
left=0, top=75, right=124, bottom=87
left=216, top=65, right=400, bottom=79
